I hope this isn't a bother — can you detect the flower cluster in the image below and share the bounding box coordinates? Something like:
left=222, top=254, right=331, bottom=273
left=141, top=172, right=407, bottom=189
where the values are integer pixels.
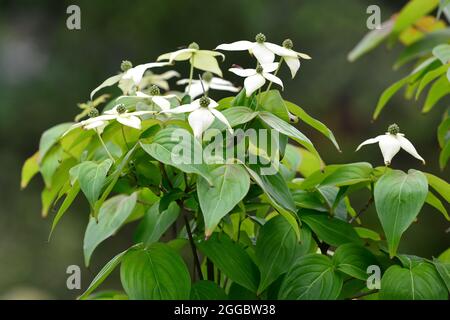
left=67, top=33, right=311, bottom=140
left=66, top=34, right=424, bottom=167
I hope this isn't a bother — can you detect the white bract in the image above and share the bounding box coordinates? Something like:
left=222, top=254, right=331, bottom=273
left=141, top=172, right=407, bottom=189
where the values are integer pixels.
left=67, top=105, right=155, bottom=135
left=157, top=42, right=224, bottom=76
left=276, top=39, right=311, bottom=78
left=162, top=96, right=232, bottom=138
left=356, top=124, right=425, bottom=165
left=177, top=72, right=239, bottom=98
left=140, top=70, right=180, bottom=91
left=90, top=61, right=170, bottom=99
left=116, top=85, right=177, bottom=112
left=216, top=33, right=295, bottom=64
left=229, top=63, right=283, bottom=96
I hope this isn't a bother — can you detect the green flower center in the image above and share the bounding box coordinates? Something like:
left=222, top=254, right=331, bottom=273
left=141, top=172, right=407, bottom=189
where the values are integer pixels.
left=149, top=85, right=160, bottom=96
left=121, top=60, right=133, bottom=72
left=388, top=123, right=400, bottom=135
left=255, top=33, right=266, bottom=43
left=116, top=104, right=126, bottom=114
left=202, top=72, right=213, bottom=82
left=188, top=42, right=200, bottom=50
left=255, top=65, right=264, bottom=73
left=199, top=96, right=210, bottom=108
left=282, top=39, right=293, bottom=49
left=88, top=108, right=99, bottom=118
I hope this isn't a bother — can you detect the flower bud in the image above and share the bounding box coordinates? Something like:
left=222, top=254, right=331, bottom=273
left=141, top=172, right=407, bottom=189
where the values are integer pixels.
left=88, top=108, right=99, bottom=118
left=199, top=96, right=210, bottom=107
left=121, top=60, right=133, bottom=72
left=188, top=42, right=200, bottom=50
left=116, top=104, right=126, bottom=114
left=388, top=123, right=400, bottom=135
left=282, top=39, right=293, bottom=49
left=255, top=65, right=264, bottom=73
left=149, top=85, right=160, bottom=96
left=255, top=33, right=266, bottom=43
left=202, top=72, right=213, bottom=82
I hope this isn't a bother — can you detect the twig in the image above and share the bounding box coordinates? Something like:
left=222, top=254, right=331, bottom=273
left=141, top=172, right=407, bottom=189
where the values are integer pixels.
left=181, top=207, right=203, bottom=280
left=349, top=196, right=374, bottom=224
left=350, top=289, right=378, bottom=300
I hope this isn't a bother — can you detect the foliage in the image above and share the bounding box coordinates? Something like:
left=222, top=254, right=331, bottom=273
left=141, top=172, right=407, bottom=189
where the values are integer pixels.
left=22, top=12, right=450, bottom=300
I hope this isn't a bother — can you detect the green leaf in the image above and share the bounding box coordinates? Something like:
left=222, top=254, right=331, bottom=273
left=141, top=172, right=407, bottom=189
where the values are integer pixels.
left=39, top=123, right=73, bottom=160
left=395, top=28, right=450, bottom=68
left=347, top=20, right=394, bottom=62
left=426, top=191, right=450, bottom=221
left=21, top=152, right=40, bottom=189
left=319, top=162, right=373, bottom=187
left=415, top=63, right=449, bottom=99
left=374, top=169, right=428, bottom=257
left=120, top=243, right=191, bottom=299
left=373, top=58, right=438, bottom=119
left=440, top=140, right=450, bottom=169
left=423, top=74, right=450, bottom=113
left=284, top=100, right=340, bottom=151
left=433, top=44, right=450, bottom=64
left=140, top=127, right=213, bottom=184
left=84, top=192, right=137, bottom=266
left=134, top=201, right=180, bottom=245
left=354, top=227, right=381, bottom=241
left=190, top=281, right=228, bottom=300
left=255, top=216, right=297, bottom=294
left=245, top=165, right=297, bottom=213
left=333, top=243, right=378, bottom=280
left=278, top=254, right=343, bottom=300
left=432, top=258, right=450, bottom=292
left=299, top=210, right=362, bottom=247
left=258, top=111, right=322, bottom=164
left=77, top=159, right=113, bottom=207
left=380, top=260, right=447, bottom=299
left=425, top=172, right=450, bottom=203
left=49, top=182, right=80, bottom=239
left=391, top=0, right=439, bottom=38
left=197, top=164, right=250, bottom=236
left=79, top=248, right=129, bottom=300
left=437, top=116, right=450, bottom=148
left=210, top=107, right=258, bottom=131
left=197, top=234, right=259, bottom=293
left=258, top=90, right=289, bottom=121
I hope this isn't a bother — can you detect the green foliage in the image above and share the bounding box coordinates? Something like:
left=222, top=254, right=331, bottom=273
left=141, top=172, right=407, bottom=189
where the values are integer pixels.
left=23, top=24, right=450, bottom=300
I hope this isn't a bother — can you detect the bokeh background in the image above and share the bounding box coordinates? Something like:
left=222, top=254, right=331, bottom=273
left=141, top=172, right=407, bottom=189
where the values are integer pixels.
left=0, top=0, right=448, bottom=299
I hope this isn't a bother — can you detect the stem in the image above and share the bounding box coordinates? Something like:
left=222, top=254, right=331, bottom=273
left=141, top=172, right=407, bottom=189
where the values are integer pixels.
left=182, top=209, right=203, bottom=280
left=159, top=162, right=173, bottom=189
left=121, top=126, right=130, bottom=151
left=262, top=57, right=283, bottom=102
left=187, top=58, right=194, bottom=94
left=96, top=130, right=114, bottom=161
left=349, top=196, right=374, bottom=223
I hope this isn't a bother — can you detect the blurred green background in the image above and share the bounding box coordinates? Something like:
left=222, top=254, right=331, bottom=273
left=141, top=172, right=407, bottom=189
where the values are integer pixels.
left=0, top=0, right=448, bottom=299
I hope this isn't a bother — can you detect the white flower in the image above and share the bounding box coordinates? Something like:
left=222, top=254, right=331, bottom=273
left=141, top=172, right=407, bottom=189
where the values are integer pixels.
left=90, top=61, right=170, bottom=99
left=177, top=72, right=239, bottom=98
left=162, top=96, right=232, bottom=138
left=276, top=39, right=311, bottom=78
left=116, top=85, right=177, bottom=112
left=66, top=105, right=155, bottom=135
left=140, top=70, right=180, bottom=91
left=229, top=63, right=283, bottom=97
left=157, top=42, right=224, bottom=76
left=216, top=33, right=296, bottom=64
left=356, top=124, right=425, bottom=165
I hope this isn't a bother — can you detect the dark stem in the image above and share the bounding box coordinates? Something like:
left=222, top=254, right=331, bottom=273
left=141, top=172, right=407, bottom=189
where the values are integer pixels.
left=182, top=208, right=203, bottom=280
left=349, top=196, right=374, bottom=224
left=159, top=163, right=173, bottom=189
left=312, top=232, right=329, bottom=254
left=207, top=258, right=214, bottom=282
